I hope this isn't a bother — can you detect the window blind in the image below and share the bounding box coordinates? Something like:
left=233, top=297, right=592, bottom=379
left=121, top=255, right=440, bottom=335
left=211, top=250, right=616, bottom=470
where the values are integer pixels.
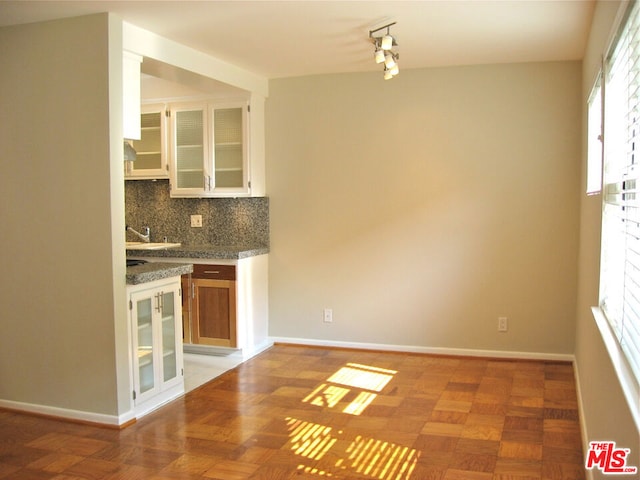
left=601, top=0, right=640, bottom=382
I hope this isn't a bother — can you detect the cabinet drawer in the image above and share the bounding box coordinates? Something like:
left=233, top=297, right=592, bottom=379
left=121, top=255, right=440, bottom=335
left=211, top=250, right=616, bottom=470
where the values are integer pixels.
left=191, top=264, right=236, bottom=281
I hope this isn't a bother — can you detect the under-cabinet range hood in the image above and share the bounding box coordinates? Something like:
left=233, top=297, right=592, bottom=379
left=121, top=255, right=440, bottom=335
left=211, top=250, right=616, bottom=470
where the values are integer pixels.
left=124, top=140, right=137, bottom=162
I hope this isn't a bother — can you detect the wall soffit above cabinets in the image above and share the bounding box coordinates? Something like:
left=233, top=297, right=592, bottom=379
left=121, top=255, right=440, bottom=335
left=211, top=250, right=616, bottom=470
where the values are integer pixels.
left=141, top=59, right=249, bottom=102
left=122, top=21, right=268, bottom=99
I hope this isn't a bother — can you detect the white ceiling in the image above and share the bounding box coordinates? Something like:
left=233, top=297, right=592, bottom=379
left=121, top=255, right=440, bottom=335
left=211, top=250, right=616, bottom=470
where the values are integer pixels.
left=0, top=0, right=596, bottom=79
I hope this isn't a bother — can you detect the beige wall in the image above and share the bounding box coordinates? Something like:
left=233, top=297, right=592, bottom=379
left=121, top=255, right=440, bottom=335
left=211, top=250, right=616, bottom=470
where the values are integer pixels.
left=266, top=61, right=581, bottom=356
left=575, top=1, right=640, bottom=474
left=0, top=14, right=129, bottom=419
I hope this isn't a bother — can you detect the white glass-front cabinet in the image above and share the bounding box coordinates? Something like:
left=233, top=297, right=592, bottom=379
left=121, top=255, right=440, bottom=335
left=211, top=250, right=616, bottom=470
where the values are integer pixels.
left=170, top=104, right=208, bottom=195
left=212, top=104, right=248, bottom=191
left=169, top=101, right=249, bottom=197
left=128, top=277, right=183, bottom=416
left=125, top=104, right=168, bottom=179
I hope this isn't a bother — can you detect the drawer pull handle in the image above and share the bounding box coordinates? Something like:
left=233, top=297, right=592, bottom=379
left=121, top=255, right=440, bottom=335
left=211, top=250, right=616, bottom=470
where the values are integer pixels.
left=203, top=270, right=220, bottom=274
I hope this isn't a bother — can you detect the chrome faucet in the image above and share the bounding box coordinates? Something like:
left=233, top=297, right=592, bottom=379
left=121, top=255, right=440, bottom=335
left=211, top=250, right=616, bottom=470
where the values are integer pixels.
left=126, top=225, right=150, bottom=243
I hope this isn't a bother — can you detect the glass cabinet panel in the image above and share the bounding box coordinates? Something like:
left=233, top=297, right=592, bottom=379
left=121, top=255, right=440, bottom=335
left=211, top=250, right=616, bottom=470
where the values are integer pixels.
left=136, top=297, right=155, bottom=394
left=126, top=105, right=168, bottom=179
left=213, top=107, right=244, bottom=188
left=129, top=280, right=183, bottom=414
left=175, top=109, right=205, bottom=189
left=132, top=112, right=162, bottom=170
left=170, top=101, right=250, bottom=197
left=161, top=291, right=178, bottom=383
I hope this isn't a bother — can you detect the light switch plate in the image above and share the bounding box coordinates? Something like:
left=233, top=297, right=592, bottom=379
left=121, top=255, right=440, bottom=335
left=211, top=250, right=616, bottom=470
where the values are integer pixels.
left=190, top=214, right=203, bottom=227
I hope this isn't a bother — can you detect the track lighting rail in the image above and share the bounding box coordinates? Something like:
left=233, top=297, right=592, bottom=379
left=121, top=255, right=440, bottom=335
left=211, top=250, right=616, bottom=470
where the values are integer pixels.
left=368, top=21, right=399, bottom=80
left=368, top=21, right=397, bottom=38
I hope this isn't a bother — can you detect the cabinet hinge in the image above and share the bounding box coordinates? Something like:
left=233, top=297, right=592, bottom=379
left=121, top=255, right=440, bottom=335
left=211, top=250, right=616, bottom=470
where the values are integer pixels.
left=133, top=390, right=137, bottom=400
left=247, top=104, right=251, bottom=113
left=165, top=110, right=171, bottom=117
left=248, top=180, right=251, bottom=189
left=181, top=368, right=184, bottom=377
left=129, top=300, right=132, bottom=310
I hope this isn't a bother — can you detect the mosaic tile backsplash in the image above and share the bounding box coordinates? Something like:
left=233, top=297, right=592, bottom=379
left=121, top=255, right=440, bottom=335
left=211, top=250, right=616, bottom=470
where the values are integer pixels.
left=125, top=180, right=269, bottom=246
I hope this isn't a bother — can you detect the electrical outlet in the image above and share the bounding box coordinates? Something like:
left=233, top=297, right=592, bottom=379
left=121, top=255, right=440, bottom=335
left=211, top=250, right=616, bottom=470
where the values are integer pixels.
left=498, top=316, right=508, bottom=332
left=190, top=214, right=203, bottom=228
left=323, top=308, right=333, bottom=323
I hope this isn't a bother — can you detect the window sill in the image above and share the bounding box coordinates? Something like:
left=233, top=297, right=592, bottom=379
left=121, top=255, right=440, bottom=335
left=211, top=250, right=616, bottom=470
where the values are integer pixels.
left=591, top=306, right=640, bottom=432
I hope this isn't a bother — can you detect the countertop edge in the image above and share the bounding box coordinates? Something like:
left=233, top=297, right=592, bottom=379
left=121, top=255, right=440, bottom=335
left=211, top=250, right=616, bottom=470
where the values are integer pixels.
left=126, top=245, right=269, bottom=260
left=126, top=262, right=193, bottom=285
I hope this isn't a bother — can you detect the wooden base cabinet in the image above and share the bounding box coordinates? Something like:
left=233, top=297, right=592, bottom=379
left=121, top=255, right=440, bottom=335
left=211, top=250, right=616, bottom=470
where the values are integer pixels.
left=149, top=254, right=269, bottom=358
left=184, top=264, right=237, bottom=347
left=128, top=277, right=184, bottom=417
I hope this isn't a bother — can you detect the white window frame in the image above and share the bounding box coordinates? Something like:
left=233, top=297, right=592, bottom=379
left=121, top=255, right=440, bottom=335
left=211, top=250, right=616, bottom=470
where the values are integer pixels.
left=596, top=0, right=640, bottom=431
left=587, top=72, right=603, bottom=195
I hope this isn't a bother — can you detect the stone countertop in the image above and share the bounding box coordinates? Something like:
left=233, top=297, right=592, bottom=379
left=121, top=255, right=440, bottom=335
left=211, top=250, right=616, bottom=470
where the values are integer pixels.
left=126, top=244, right=269, bottom=260
left=126, top=262, right=193, bottom=285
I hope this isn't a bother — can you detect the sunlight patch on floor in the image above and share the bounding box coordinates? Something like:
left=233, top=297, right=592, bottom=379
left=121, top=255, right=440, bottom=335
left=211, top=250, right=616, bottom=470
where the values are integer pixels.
left=327, top=363, right=396, bottom=392
left=303, top=384, right=350, bottom=408
left=289, top=362, right=419, bottom=479
left=303, top=363, right=397, bottom=416
left=286, top=416, right=419, bottom=480
left=287, top=417, right=337, bottom=461
left=341, top=434, right=419, bottom=480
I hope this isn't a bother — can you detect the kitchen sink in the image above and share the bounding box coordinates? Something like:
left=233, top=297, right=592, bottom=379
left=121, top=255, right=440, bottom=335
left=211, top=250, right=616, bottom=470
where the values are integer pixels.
left=126, top=242, right=181, bottom=250
left=126, top=259, right=148, bottom=267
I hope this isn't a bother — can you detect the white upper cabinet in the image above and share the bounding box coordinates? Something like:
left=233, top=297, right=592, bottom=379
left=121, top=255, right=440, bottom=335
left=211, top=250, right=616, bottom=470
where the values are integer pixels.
left=169, top=100, right=250, bottom=197
left=211, top=102, right=249, bottom=194
left=122, top=51, right=142, bottom=140
left=125, top=104, right=168, bottom=179
left=171, top=103, right=208, bottom=194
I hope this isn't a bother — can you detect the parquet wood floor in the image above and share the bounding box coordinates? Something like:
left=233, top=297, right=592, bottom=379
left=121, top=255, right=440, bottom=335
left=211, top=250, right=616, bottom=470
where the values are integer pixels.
left=0, top=344, right=585, bottom=479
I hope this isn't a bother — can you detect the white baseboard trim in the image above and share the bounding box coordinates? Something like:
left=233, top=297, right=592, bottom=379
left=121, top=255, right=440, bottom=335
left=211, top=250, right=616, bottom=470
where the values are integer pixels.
left=133, top=384, right=184, bottom=419
left=572, top=360, right=593, bottom=480
left=242, top=339, right=274, bottom=360
left=269, top=336, right=575, bottom=362
left=0, top=398, right=135, bottom=427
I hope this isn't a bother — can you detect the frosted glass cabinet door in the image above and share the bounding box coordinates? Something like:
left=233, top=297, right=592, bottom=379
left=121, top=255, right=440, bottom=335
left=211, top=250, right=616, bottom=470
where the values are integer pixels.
left=129, top=281, right=183, bottom=407
left=173, top=107, right=208, bottom=191
left=161, top=290, right=178, bottom=383
left=213, top=106, right=246, bottom=189
left=132, top=295, right=156, bottom=400
left=170, top=100, right=250, bottom=197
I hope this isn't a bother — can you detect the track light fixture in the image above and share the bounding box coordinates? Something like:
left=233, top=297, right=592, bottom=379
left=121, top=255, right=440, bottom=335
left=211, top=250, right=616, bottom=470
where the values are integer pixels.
left=384, top=52, right=397, bottom=69
left=369, top=22, right=399, bottom=79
